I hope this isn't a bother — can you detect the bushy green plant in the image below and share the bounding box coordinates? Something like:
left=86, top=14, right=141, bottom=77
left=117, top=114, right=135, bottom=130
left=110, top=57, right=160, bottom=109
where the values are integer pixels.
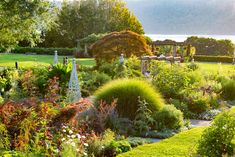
left=187, top=96, right=210, bottom=114
left=98, top=56, right=142, bottom=79
left=134, top=97, right=154, bottom=134
left=151, top=62, right=202, bottom=99
left=187, top=62, right=199, bottom=71
left=221, top=79, right=235, bottom=100
left=48, top=63, right=72, bottom=96
left=0, top=122, right=10, bottom=150
left=79, top=71, right=111, bottom=97
left=153, top=105, right=184, bottom=131
left=94, top=79, right=165, bottom=120
left=198, top=108, right=235, bottom=157
left=87, top=129, right=115, bottom=157
left=105, top=140, right=131, bottom=156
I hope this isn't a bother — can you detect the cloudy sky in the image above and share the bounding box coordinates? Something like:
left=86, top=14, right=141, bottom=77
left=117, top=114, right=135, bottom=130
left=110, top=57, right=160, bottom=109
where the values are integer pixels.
left=125, top=0, right=235, bottom=34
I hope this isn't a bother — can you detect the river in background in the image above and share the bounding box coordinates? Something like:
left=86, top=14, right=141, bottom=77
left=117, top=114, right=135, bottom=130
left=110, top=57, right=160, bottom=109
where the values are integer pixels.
left=146, top=34, right=235, bottom=44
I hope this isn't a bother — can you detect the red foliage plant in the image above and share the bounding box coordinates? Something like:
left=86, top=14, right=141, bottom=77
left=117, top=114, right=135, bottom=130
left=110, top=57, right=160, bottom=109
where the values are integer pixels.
left=50, top=98, right=93, bottom=127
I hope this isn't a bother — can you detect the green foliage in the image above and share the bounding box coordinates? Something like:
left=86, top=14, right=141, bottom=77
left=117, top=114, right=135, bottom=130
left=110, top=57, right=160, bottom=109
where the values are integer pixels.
left=0, top=122, right=10, bottom=150
left=151, top=62, right=202, bottom=99
left=43, top=0, right=144, bottom=48
left=94, top=79, right=165, bottom=120
left=187, top=62, right=199, bottom=71
left=48, top=63, right=72, bottom=96
left=127, top=137, right=151, bottom=148
left=0, top=68, right=19, bottom=97
left=145, top=130, right=176, bottom=139
left=153, top=105, right=184, bottom=131
left=198, top=108, right=235, bottom=157
left=186, top=36, right=235, bottom=56
left=134, top=97, right=154, bottom=134
left=106, top=140, right=132, bottom=156
left=187, top=95, right=211, bottom=114
left=0, top=0, right=54, bottom=50
left=98, top=56, right=142, bottom=79
left=194, top=55, right=234, bottom=63
left=11, top=47, right=76, bottom=56
left=87, top=129, right=115, bottom=157
left=91, top=31, right=151, bottom=64
left=0, top=96, right=3, bottom=104
left=79, top=70, right=111, bottom=97
left=220, top=78, right=235, bottom=101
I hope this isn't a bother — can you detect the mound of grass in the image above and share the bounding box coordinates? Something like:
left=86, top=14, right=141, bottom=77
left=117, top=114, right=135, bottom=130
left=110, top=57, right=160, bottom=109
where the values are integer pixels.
left=118, top=127, right=206, bottom=157
left=94, top=79, right=165, bottom=120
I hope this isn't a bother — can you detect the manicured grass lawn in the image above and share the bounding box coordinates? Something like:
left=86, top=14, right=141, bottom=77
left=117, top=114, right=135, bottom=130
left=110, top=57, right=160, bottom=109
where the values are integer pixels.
left=0, top=53, right=95, bottom=68
left=118, top=127, right=206, bottom=157
left=1, top=54, right=234, bottom=73
left=196, top=62, right=235, bottom=76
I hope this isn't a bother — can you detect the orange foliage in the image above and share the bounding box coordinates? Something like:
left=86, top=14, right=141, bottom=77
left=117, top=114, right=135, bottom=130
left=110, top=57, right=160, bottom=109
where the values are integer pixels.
left=90, top=31, right=152, bottom=64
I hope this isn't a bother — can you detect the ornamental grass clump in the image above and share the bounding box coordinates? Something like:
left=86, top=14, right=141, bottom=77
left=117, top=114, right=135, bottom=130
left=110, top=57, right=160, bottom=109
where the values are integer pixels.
left=94, top=79, right=165, bottom=120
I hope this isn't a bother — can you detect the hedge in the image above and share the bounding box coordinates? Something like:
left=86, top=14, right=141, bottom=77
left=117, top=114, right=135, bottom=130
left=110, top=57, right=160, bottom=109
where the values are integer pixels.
left=8, top=47, right=77, bottom=56
left=194, top=55, right=234, bottom=63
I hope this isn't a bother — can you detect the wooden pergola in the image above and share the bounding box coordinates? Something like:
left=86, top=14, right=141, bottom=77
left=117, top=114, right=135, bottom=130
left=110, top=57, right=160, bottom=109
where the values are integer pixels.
left=141, top=40, right=192, bottom=75
left=151, top=40, right=191, bottom=57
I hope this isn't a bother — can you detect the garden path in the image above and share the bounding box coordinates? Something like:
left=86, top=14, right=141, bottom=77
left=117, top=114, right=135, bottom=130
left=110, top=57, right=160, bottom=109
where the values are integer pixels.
left=148, top=119, right=211, bottom=143
left=190, top=119, right=211, bottom=127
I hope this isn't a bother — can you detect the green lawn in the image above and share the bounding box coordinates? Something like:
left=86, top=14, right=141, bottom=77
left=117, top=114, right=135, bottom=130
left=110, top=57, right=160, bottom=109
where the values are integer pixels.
left=0, top=53, right=95, bottom=68
left=1, top=54, right=234, bottom=74
left=118, top=127, right=206, bottom=157
left=196, top=62, right=235, bottom=76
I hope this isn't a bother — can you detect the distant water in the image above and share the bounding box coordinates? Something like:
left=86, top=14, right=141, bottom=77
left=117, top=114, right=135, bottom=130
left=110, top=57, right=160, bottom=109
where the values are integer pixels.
left=146, top=34, right=235, bottom=44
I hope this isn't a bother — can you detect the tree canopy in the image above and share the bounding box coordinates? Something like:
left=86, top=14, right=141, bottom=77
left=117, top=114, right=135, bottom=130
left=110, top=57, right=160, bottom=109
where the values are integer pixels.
left=90, top=31, right=152, bottom=63
left=186, top=36, right=235, bottom=56
left=42, top=0, right=144, bottom=48
left=0, top=0, right=53, bottom=51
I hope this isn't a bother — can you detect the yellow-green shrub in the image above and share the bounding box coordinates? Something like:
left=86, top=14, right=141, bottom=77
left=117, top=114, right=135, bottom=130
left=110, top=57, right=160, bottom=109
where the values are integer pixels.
left=94, top=79, right=165, bottom=120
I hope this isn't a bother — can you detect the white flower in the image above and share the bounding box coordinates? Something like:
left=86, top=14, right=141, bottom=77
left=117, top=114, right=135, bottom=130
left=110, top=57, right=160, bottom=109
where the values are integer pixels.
left=67, top=135, right=71, bottom=138
left=81, top=135, right=86, bottom=139
left=71, top=135, right=76, bottom=138
left=77, top=134, right=81, bottom=139
left=61, top=138, right=65, bottom=141
left=84, top=143, right=88, bottom=147
left=54, top=149, right=59, bottom=153
left=83, top=152, right=87, bottom=156
left=69, top=130, right=73, bottom=134
left=71, top=142, right=76, bottom=147
left=62, top=129, right=66, bottom=133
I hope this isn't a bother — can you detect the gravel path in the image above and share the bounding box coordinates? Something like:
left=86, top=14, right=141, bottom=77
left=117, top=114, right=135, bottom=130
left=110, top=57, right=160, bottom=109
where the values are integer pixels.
left=190, top=119, right=211, bottom=127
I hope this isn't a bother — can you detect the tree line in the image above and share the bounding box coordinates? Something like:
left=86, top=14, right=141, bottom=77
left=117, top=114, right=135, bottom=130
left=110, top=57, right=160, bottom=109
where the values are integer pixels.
left=0, top=0, right=144, bottom=50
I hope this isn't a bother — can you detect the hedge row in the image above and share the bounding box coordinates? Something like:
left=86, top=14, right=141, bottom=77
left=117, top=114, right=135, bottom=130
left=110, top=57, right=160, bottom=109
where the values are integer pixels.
left=194, top=55, right=234, bottom=63
left=9, top=47, right=77, bottom=56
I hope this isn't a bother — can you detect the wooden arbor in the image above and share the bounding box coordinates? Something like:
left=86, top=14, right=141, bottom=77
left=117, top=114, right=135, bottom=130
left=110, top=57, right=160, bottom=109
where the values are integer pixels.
left=141, top=40, right=192, bottom=75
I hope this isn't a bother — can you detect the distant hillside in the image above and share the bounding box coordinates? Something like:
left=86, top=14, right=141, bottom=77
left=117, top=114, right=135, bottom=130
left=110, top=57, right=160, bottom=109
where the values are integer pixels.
left=125, top=0, right=235, bottom=35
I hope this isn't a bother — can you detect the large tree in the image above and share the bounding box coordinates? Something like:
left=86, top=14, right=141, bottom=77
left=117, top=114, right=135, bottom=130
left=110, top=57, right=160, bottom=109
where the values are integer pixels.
left=42, top=0, right=144, bottom=48
left=0, top=0, right=53, bottom=51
